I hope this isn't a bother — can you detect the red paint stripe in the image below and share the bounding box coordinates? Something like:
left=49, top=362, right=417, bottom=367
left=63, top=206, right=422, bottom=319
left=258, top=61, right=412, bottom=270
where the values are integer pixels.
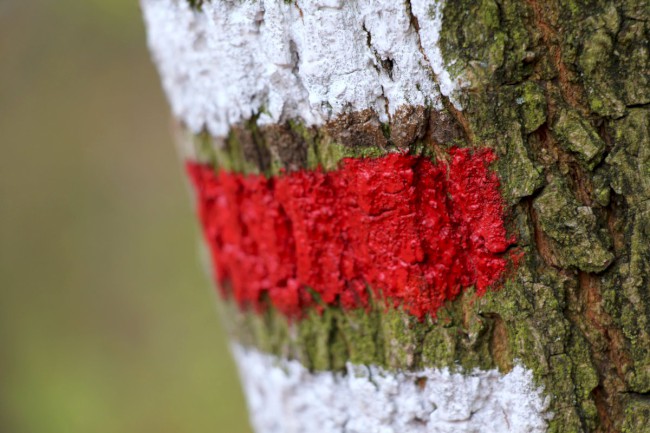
left=187, top=149, right=514, bottom=319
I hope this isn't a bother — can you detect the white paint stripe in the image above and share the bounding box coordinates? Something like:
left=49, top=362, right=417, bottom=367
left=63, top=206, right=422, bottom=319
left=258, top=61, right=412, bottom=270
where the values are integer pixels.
left=232, top=345, right=552, bottom=433
left=410, top=0, right=468, bottom=110
left=141, top=0, right=466, bottom=137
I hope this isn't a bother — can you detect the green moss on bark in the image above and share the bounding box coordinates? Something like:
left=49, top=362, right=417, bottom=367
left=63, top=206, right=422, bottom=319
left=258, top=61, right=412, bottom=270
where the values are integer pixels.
left=552, top=108, right=606, bottom=169
left=622, top=396, right=650, bottom=433
left=533, top=178, right=614, bottom=272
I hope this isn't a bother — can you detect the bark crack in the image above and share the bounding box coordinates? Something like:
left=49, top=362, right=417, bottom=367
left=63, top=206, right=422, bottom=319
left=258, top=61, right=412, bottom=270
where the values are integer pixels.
left=403, top=0, right=475, bottom=144
left=360, top=23, right=391, bottom=122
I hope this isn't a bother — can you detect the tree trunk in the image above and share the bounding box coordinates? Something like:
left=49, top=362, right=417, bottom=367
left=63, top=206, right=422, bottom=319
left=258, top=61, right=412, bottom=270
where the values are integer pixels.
left=141, top=0, right=650, bottom=431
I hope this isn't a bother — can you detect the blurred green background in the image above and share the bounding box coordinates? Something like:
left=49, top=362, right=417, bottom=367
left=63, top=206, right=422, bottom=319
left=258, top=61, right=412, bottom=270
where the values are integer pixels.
left=0, top=1, right=252, bottom=432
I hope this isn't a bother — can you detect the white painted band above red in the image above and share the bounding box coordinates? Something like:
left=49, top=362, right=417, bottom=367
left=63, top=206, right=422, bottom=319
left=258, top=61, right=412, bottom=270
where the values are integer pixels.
left=141, top=0, right=468, bottom=137
left=232, top=345, right=552, bottom=433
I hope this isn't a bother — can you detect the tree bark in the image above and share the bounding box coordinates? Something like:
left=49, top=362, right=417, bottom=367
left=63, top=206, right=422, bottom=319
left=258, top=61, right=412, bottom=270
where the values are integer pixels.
left=142, top=0, right=650, bottom=431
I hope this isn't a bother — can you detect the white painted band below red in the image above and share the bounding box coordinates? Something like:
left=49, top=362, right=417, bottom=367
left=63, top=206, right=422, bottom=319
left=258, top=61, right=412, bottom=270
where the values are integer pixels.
left=232, top=345, right=552, bottom=433
left=141, top=0, right=467, bottom=137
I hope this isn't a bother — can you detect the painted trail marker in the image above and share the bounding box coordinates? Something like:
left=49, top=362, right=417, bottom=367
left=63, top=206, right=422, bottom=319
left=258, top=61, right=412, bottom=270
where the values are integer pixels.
left=187, top=148, right=515, bottom=319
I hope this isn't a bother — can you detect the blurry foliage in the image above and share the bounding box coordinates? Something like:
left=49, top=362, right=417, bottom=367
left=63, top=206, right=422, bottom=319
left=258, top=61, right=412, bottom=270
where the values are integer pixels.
left=0, top=0, right=251, bottom=432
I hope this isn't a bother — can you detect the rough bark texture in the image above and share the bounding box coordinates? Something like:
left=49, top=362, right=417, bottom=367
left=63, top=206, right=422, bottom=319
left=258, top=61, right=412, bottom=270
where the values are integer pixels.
left=149, top=0, right=650, bottom=431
